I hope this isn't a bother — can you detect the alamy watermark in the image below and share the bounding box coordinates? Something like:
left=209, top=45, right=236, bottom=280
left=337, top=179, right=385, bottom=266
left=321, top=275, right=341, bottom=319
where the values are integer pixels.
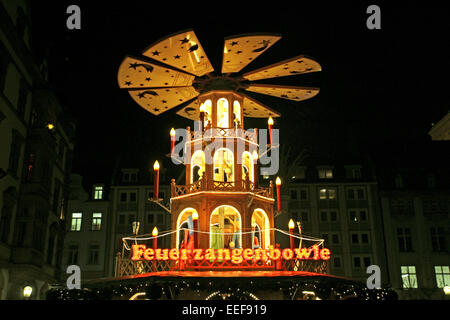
left=170, top=123, right=280, bottom=176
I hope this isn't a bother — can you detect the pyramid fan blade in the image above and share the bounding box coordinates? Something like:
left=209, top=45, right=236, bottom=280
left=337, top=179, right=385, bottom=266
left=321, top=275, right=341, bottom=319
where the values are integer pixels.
left=176, top=99, right=200, bottom=120
left=243, top=55, right=322, bottom=81
left=246, top=84, right=320, bottom=101
left=142, top=29, right=214, bottom=77
left=241, top=93, right=281, bottom=118
left=128, top=86, right=199, bottom=116
left=221, top=33, right=282, bottom=74
left=118, top=56, right=195, bottom=89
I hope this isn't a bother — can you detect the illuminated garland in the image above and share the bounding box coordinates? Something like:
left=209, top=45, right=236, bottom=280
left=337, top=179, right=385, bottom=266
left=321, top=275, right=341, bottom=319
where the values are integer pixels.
left=46, top=276, right=398, bottom=301
left=122, top=227, right=324, bottom=251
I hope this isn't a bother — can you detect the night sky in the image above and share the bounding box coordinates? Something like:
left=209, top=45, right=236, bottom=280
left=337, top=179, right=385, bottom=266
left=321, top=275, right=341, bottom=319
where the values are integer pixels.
left=30, top=2, right=450, bottom=188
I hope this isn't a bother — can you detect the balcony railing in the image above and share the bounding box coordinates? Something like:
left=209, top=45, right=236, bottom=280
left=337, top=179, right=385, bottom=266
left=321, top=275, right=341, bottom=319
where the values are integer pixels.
left=188, top=127, right=258, bottom=144
left=171, top=178, right=273, bottom=199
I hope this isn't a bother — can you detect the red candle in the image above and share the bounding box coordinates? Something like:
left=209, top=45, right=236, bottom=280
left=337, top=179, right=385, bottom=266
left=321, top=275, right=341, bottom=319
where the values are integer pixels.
left=268, top=117, right=274, bottom=145
left=153, top=161, right=160, bottom=200
left=170, top=128, right=176, bottom=154
left=192, top=212, right=198, bottom=249
left=152, top=227, right=158, bottom=250
left=288, top=219, right=295, bottom=251
left=275, top=177, right=281, bottom=212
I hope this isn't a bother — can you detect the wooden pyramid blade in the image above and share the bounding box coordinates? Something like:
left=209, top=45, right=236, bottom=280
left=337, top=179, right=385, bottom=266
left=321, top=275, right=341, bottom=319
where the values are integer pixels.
left=241, top=93, right=281, bottom=118
left=176, top=99, right=200, bottom=120
left=221, top=33, right=282, bottom=74
left=118, top=56, right=195, bottom=89
left=128, top=86, right=199, bottom=116
left=243, top=55, right=322, bottom=81
left=245, top=84, right=320, bottom=102
left=142, top=29, right=214, bottom=77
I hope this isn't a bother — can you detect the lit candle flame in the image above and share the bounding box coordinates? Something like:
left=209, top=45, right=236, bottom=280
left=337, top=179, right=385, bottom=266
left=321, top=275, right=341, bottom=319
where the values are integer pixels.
left=288, top=219, right=295, bottom=230
left=276, top=177, right=281, bottom=186
left=153, top=160, right=160, bottom=171
left=152, top=226, right=158, bottom=237
left=252, top=150, right=259, bottom=160
left=192, top=211, right=198, bottom=220
left=170, top=128, right=176, bottom=137
left=268, top=116, right=274, bottom=126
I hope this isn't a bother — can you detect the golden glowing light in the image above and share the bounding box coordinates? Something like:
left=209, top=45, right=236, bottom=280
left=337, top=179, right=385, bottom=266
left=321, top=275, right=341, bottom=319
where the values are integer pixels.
left=153, top=160, right=160, bottom=171
left=170, top=128, right=176, bottom=137
left=23, top=286, right=33, bottom=298
left=192, top=211, right=198, bottom=221
left=252, top=150, right=259, bottom=160
left=199, top=103, right=206, bottom=113
left=275, top=177, right=281, bottom=186
left=152, top=227, right=158, bottom=237
left=268, top=116, right=274, bottom=126
left=288, top=219, right=295, bottom=230
left=47, top=123, right=55, bottom=130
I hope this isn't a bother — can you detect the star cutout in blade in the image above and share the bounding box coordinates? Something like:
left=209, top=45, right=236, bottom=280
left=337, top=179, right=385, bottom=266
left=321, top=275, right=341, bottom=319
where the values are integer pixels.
left=180, top=38, right=190, bottom=44
left=152, top=51, right=160, bottom=56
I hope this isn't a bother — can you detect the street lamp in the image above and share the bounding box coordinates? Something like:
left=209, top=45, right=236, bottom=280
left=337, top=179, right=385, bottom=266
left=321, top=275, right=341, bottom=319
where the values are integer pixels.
left=23, top=286, right=33, bottom=299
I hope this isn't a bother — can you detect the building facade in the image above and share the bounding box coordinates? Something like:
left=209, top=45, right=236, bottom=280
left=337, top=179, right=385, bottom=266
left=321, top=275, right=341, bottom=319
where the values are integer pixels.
left=106, top=168, right=171, bottom=277
left=275, top=162, right=388, bottom=284
left=377, top=145, right=450, bottom=299
left=0, top=0, right=75, bottom=299
left=63, top=174, right=111, bottom=282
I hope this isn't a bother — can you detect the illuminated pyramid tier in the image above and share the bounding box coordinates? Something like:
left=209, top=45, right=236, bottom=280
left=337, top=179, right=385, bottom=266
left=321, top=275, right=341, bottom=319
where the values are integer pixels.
left=117, top=28, right=322, bottom=258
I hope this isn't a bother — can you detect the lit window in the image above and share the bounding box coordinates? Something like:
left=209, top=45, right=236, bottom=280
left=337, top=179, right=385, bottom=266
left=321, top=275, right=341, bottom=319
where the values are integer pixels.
left=318, top=168, right=333, bottom=179
left=70, top=213, right=82, bottom=231
left=91, top=213, right=102, bottom=231
left=401, top=266, right=418, bottom=288
left=434, top=266, right=450, bottom=288
left=217, top=98, right=229, bottom=128
left=233, top=101, right=241, bottom=127
left=94, top=186, right=103, bottom=200
left=319, top=188, right=337, bottom=200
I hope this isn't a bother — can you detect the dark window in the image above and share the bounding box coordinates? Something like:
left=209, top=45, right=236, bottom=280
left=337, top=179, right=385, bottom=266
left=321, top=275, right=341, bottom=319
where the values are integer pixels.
left=320, top=211, right=327, bottom=222
left=361, top=233, right=369, bottom=244
left=8, top=132, right=23, bottom=176
left=290, top=190, right=297, bottom=200
left=333, top=257, right=341, bottom=268
left=351, top=234, right=359, bottom=244
left=17, top=78, right=28, bottom=118
left=357, top=189, right=365, bottom=199
left=353, top=257, right=361, bottom=268
left=321, top=234, right=329, bottom=243
left=67, top=244, right=79, bottom=265
left=363, top=257, right=371, bottom=267
left=330, top=211, right=337, bottom=221
left=349, top=211, right=357, bottom=222
left=300, top=190, right=308, bottom=200
left=347, top=189, right=355, bottom=200
left=332, top=234, right=340, bottom=244
left=0, top=206, right=13, bottom=243
left=120, top=193, right=127, bottom=202
left=147, top=214, right=154, bottom=224
left=130, top=173, right=137, bottom=181
left=130, top=192, right=137, bottom=202
left=87, top=244, right=99, bottom=265
left=118, top=214, right=125, bottom=225
left=301, top=211, right=308, bottom=222
left=360, top=210, right=367, bottom=221
left=431, top=227, right=446, bottom=252
left=157, top=214, right=164, bottom=224
left=397, top=228, right=413, bottom=252
left=291, top=211, right=298, bottom=221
